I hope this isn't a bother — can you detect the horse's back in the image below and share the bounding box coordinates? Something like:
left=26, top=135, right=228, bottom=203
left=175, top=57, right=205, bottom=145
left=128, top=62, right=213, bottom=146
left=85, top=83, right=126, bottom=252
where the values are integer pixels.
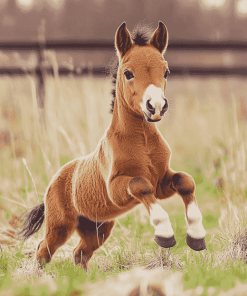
left=45, top=153, right=96, bottom=197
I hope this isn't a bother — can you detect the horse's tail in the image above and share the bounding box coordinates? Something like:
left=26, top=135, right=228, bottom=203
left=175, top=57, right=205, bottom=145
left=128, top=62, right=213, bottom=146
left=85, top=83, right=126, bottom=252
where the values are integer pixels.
left=17, top=202, right=45, bottom=241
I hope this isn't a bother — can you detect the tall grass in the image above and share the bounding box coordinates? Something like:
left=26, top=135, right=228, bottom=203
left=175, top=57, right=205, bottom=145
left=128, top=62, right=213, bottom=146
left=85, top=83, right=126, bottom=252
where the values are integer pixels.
left=0, top=67, right=247, bottom=294
left=0, top=73, right=112, bottom=214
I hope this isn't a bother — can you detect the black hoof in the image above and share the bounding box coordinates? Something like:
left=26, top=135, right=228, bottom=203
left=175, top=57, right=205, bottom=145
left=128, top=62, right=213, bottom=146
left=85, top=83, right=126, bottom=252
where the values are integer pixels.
left=186, top=234, right=206, bottom=251
left=154, top=235, right=176, bottom=248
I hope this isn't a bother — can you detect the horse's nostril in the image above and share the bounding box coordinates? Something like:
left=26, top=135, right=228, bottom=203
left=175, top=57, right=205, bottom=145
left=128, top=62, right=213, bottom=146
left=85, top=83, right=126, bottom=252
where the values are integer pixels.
left=163, top=98, right=168, bottom=109
left=146, top=99, right=155, bottom=115
left=160, top=99, right=168, bottom=116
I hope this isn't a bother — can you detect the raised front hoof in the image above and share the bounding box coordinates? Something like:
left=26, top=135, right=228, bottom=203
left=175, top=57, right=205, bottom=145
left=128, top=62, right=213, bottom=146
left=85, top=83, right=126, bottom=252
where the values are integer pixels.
left=154, top=235, right=176, bottom=248
left=186, top=234, right=206, bottom=251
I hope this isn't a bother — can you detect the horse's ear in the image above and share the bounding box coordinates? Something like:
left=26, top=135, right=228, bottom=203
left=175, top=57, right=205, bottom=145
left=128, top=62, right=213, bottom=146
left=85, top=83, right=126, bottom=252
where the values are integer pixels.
left=115, top=22, right=133, bottom=59
left=150, top=21, right=168, bottom=54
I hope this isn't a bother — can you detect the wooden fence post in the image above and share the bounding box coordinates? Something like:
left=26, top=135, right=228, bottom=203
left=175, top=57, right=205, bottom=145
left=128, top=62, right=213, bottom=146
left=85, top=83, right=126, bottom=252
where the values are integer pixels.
left=37, top=19, right=46, bottom=125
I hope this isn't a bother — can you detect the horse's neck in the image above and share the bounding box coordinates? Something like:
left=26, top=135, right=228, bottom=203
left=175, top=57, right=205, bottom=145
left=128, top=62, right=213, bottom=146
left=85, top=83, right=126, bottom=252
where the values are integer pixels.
left=108, top=96, right=158, bottom=142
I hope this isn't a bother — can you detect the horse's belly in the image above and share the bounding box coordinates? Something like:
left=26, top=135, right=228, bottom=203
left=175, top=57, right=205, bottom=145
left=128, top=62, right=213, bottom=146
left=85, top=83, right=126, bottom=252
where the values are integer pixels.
left=74, top=176, right=139, bottom=221
left=75, top=189, right=139, bottom=222
left=93, top=199, right=139, bottom=221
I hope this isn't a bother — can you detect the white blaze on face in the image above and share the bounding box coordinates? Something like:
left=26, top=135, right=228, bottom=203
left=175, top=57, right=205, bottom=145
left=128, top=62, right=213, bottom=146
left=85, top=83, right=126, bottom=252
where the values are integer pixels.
left=186, top=202, right=206, bottom=239
left=140, top=84, right=166, bottom=116
left=149, top=203, right=174, bottom=238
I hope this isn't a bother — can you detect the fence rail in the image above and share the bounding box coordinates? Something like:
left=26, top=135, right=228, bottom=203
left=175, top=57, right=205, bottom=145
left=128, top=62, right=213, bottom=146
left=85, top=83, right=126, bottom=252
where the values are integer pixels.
left=1, top=39, right=247, bottom=77
left=1, top=66, right=247, bottom=77
left=1, top=39, right=247, bottom=51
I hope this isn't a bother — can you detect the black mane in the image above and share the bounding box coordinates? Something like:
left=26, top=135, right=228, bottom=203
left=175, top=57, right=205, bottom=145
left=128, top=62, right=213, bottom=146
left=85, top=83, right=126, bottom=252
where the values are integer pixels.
left=131, top=23, right=153, bottom=46
left=108, top=23, right=153, bottom=114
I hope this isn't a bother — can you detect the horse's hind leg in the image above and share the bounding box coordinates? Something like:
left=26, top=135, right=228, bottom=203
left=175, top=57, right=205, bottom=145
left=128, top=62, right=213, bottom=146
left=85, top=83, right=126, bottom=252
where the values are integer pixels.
left=36, top=212, right=78, bottom=266
left=73, top=217, right=115, bottom=270
left=36, top=223, right=78, bottom=266
left=36, top=159, right=80, bottom=266
left=161, top=170, right=206, bottom=251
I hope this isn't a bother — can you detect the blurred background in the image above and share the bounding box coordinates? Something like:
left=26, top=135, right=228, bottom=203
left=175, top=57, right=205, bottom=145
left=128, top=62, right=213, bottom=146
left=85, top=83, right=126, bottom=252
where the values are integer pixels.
left=0, top=0, right=247, bottom=40
left=0, top=0, right=247, bottom=228
left=1, top=0, right=247, bottom=71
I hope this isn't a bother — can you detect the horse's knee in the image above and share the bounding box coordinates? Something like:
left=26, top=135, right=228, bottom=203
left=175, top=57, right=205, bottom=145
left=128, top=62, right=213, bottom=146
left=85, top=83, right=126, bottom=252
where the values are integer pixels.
left=128, top=177, right=156, bottom=205
left=129, top=177, right=153, bottom=196
left=171, top=172, right=195, bottom=196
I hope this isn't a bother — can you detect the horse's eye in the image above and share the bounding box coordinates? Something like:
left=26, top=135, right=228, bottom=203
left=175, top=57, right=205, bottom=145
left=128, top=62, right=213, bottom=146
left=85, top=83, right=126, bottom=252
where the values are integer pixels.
left=164, top=69, right=170, bottom=79
left=123, top=70, right=134, bottom=81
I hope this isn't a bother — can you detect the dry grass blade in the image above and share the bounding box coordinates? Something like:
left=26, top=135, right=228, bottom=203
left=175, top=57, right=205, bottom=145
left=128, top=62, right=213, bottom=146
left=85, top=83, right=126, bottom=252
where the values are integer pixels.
left=145, top=248, right=184, bottom=271
left=215, top=202, right=247, bottom=266
left=22, top=158, right=39, bottom=203
left=0, top=195, right=27, bottom=209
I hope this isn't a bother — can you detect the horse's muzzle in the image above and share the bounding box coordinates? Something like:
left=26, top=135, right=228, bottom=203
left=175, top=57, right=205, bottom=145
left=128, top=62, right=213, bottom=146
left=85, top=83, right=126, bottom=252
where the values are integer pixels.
left=144, top=98, right=168, bottom=122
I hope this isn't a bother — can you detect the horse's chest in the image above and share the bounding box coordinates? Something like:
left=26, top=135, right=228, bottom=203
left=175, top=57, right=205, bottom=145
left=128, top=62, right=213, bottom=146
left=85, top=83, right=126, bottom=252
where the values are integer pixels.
left=147, top=159, right=159, bottom=187
left=145, top=148, right=170, bottom=191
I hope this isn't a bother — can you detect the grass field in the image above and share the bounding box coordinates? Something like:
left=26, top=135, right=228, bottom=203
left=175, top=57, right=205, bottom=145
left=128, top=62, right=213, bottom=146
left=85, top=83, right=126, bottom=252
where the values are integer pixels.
left=0, top=73, right=247, bottom=295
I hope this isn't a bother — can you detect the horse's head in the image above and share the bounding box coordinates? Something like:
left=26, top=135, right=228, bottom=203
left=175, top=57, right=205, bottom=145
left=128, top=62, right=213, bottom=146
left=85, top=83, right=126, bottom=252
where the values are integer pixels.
left=115, top=21, right=169, bottom=123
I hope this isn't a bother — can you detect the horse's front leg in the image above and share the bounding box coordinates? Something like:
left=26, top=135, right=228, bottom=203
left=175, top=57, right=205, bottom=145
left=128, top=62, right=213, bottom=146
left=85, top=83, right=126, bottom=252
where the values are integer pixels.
left=161, top=170, right=206, bottom=251
left=109, top=176, right=176, bottom=248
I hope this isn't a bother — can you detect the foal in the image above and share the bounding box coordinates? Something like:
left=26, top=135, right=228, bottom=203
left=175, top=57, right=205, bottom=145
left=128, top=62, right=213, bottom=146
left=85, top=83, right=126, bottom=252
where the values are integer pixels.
left=18, top=21, right=206, bottom=270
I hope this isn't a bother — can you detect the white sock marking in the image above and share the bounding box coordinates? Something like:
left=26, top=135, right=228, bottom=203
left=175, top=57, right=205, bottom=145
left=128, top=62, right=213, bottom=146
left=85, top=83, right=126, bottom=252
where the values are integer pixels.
left=186, top=202, right=206, bottom=239
left=149, top=203, right=174, bottom=238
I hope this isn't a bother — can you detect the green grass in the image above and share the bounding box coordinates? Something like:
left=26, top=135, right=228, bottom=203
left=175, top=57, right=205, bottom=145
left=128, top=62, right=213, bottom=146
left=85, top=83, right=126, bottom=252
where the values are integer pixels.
left=0, top=73, right=247, bottom=295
